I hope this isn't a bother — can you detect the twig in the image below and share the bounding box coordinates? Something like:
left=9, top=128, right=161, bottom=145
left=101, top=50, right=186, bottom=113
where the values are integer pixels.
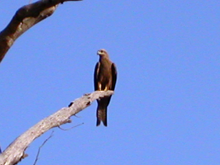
left=58, top=123, right=84, bottom=131
left=33, top=131, right=54, bottom=165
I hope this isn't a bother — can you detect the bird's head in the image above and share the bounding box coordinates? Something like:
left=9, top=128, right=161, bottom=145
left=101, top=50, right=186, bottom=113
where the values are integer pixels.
left=97, top=49, right=108, bottom=56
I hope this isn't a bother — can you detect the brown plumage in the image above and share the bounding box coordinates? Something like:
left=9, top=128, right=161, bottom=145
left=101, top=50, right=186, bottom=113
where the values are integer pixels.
left=94, top=49, right=117, bottom=126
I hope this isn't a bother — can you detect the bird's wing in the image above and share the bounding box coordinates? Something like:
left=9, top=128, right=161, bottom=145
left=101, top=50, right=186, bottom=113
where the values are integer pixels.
left=94, top=62, right=100, bottom=90
left=111, top=63, right=117, bottom=90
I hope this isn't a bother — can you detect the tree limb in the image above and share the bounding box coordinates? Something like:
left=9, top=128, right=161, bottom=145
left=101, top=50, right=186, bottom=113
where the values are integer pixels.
left=0, top=0, right=82, bottom=63
left=0, top=90, right=114, bottom=165
left=33, top=130, right=54, bottom=165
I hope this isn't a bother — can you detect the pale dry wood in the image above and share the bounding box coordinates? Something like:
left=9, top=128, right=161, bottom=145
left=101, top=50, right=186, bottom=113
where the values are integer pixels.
left=0, top=90, right=114, bottom=165
left=0, top=0, right=82, bottom=62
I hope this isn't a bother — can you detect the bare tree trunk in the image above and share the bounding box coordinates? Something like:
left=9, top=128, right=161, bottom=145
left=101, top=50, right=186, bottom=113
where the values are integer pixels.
left=0, top=91, right=114, bottom=165
left=0, top=0, right=82, bottom=63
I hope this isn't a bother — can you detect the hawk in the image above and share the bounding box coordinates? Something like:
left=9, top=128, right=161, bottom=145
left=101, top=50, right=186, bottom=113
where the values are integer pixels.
left=94, top=49, right=117, bottom=126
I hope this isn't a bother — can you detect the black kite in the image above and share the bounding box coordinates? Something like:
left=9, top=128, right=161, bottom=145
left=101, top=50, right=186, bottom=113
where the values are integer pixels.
left=94, top=49, right=117, bottom=126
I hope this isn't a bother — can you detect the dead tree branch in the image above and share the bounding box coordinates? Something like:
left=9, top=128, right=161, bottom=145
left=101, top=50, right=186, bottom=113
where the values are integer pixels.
left=0, top=90, right=114, bottom=165
left=0, top=0, right=82, bottom=63
left=33, top=130, right=54, bottom=165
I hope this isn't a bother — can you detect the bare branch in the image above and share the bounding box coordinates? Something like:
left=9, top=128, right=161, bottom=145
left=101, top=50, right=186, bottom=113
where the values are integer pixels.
left=58, top=122, right=84, bottom=131
left=33, top=131, right=54, bottom=165
left=0, top=0, right=82, bottom=63
left=0, top=90, right=114, bottom=165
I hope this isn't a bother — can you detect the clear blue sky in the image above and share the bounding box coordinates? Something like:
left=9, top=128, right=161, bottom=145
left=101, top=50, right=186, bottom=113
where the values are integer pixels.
left=0, top=0, right=220, bottom=164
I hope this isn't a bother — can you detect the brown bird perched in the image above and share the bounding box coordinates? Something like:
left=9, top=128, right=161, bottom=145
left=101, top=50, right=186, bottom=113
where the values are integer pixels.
left=94, top=49, right=117, bottom=126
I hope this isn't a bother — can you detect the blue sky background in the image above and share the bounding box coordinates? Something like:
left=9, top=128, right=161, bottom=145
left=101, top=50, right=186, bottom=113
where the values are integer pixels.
left=0, top=0, right=220, bottom=164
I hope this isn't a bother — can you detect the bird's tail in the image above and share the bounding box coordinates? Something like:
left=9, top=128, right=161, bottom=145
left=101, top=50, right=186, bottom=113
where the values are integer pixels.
left=96, top=105, right=107, bottom=126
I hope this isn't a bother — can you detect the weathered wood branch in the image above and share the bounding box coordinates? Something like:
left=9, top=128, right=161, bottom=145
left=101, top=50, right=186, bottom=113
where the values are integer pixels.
left=0, top=90, right=114, bottom=165
left=0, top=0, right=82, bottom=63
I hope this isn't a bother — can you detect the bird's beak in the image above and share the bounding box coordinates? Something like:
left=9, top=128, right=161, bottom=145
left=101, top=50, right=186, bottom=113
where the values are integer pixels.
left=97, top=51, right=101, bottom=55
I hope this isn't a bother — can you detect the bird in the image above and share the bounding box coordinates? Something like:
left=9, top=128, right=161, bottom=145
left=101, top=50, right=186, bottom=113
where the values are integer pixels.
left=94, top=49, right=117, bottom=126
